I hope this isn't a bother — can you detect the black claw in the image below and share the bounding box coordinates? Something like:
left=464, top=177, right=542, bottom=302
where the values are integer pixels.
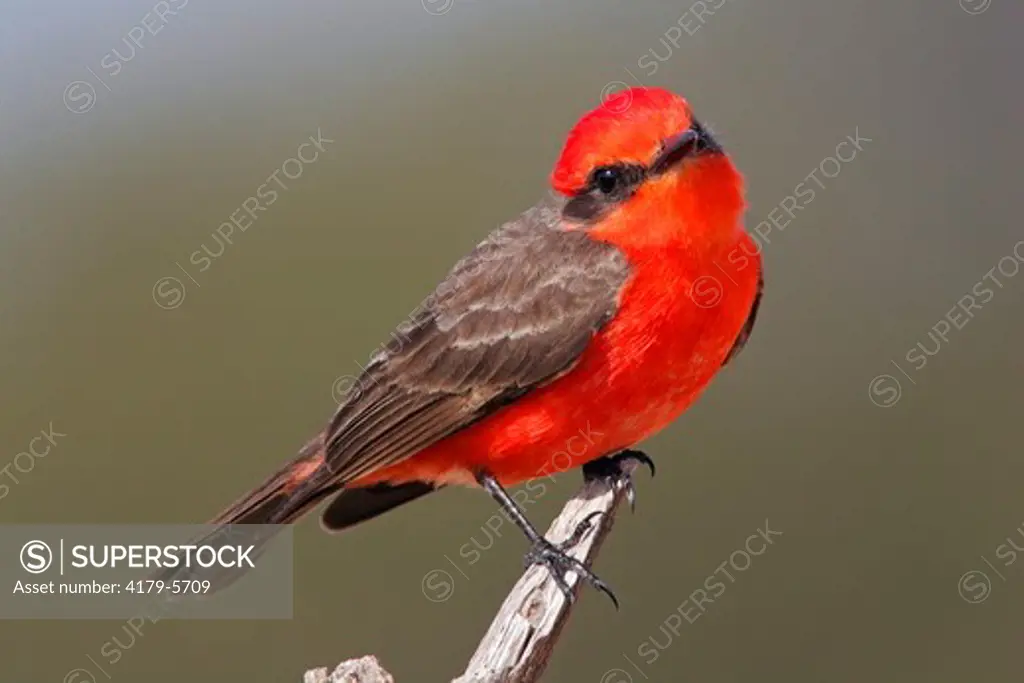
left=598, top=582, right=620, bottom=610
left=560, top=511, right=604, bottom=552
left=625, top=482, right=637, bottom=513
left=583, top=449, right=656, bottom=482
left=526, top=537, right=619, bottom=608
left=621, top=449, right=656, bottom=478
left=583, top=449, right=654, bottom=513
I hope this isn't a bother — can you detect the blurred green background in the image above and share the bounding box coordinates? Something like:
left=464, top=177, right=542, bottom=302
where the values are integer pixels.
left=1, top=0, right=1022, bottom=680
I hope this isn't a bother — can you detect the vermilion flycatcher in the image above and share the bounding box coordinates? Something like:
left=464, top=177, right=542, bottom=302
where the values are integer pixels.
left=210, top=87, right=763, bottom=603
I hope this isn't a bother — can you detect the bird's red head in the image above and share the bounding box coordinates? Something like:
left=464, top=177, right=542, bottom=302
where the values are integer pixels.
left=551, top=87, right=745, bottom=254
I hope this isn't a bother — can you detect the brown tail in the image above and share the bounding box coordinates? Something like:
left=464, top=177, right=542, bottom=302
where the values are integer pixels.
left=155, top=438, right=338, bottom=590
left=212, top=428, right=443, bottom=532
left=209, top=435, right=339, bottom=527
left=161, top=435, right=442, bottom=595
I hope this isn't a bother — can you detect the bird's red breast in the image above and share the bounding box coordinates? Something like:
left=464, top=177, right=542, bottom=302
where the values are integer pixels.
left=352, top=88, right=762, bottom=488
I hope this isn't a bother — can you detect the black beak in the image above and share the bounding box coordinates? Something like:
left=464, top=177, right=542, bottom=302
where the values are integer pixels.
left=650, top=120, right=722, bottom=175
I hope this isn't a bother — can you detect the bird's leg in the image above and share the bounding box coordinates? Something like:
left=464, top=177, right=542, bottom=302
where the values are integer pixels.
left=582, top=448, right=656, bottom=513
left=475, top=470, right=618, bottom=607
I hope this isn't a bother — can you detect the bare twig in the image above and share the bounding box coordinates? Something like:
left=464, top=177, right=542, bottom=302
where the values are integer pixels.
left=303, top=461, right=638, bottom=683
left=304, top=656, right=394, bottom=683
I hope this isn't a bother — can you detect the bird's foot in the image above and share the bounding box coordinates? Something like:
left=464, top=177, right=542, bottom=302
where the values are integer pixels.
left=475, top=469, right=619, bottom=608
left=582, top=449, right=656, bottom=512
left=525, top=532, right=619, bottom=608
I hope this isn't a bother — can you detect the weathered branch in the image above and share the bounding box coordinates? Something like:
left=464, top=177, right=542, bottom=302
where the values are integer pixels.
left=304, top=460, right=638, bottom=683
left=452, top=460, right=636, bottom=682
left=304, top=656, right=394, bottom=683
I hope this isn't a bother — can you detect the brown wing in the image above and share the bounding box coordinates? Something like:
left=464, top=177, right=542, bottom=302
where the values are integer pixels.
left=323, top=194, right=632, bottom=484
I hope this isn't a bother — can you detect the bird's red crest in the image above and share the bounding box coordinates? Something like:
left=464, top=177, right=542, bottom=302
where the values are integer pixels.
left=550, top=87, right=695, bottom=195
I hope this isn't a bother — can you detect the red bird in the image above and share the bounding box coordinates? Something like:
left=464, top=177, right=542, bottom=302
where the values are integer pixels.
left=211, top=87, right=763, bottom=602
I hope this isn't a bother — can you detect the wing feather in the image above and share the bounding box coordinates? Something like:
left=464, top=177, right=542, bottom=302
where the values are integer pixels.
left=323, top=194, right=631, bottom=483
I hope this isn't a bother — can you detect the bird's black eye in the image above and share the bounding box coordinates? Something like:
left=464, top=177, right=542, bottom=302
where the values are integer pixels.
left=564, top=163, right=646, bottom=223
left=593, top=167, right=621, bottom=195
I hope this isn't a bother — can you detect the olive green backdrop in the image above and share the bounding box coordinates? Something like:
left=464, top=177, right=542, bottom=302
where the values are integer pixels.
left=1, top=0, right=1021, bottom=680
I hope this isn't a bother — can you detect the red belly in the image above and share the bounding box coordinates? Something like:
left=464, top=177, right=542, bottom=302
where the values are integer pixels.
left=354, top=233, right=761, bottom=488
